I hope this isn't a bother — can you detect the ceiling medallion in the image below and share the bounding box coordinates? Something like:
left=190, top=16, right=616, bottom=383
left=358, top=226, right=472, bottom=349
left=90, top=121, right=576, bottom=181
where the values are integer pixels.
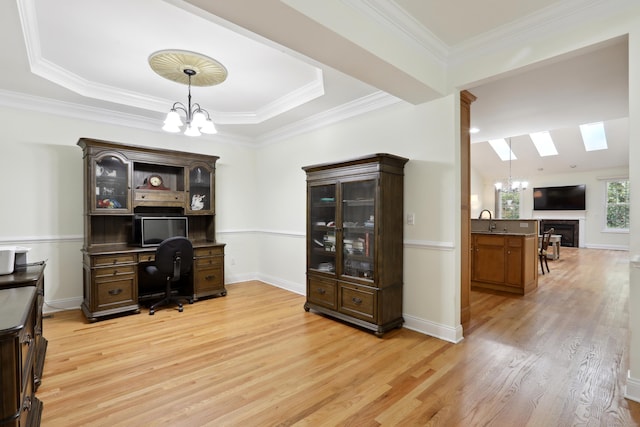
left=149, top=50, right=227, bottom=136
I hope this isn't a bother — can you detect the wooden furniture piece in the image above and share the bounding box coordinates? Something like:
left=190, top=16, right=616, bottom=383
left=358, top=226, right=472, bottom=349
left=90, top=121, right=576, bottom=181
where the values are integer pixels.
left=146, top=237, right=194, bottom=315
left=538, top=234, right=561, bottom=260
left=471, top=233, right=538, bottom=295
left=539, top=228, right=554, bottom=274
left=302, top=154, right=408, bottom=336
left=0, top=264, right=47, bottom=392
left=0, top=286, right=42, bottom=426
left=77, top=138, right=225, bottom=321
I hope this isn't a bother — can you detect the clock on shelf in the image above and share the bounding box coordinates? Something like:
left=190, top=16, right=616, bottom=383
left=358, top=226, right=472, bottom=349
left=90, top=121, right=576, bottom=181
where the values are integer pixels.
left=137, top=174, right=169, bottom=190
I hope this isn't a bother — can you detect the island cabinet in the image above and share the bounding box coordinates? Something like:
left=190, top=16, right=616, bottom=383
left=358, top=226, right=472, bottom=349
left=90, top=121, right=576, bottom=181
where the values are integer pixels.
left=302, top=154, right=408, bottom=336
left=471, top=233, right=538, bottom=295
left=77, top=138, right=225, bottom=321
left=0, top=286, right=42, bottom=427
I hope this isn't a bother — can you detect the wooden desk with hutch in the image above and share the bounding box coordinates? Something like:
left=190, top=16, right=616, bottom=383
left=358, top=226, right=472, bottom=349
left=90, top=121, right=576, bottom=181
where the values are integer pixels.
left=78, top=138, right=225, bottom=322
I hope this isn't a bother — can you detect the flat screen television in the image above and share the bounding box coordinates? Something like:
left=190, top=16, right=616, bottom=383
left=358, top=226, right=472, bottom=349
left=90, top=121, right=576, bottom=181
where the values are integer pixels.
left=533, top=185, right=586, bottom=210
left=134, top=216, right=189, bottom=247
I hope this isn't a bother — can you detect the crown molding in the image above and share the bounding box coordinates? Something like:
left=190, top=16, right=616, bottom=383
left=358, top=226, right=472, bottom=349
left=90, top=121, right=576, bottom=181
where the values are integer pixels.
left=17, top=0, right=327, bottom=126
left=257, top=91, right=401, bottom=146
left=341, top=0, right=448, bottom=65
left=449, top=0, right=635, bottom=65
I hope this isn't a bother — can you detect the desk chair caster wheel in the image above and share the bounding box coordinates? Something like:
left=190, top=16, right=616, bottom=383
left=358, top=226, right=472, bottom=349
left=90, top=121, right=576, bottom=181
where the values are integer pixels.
left=178, top=303, right=183, bottom=313
left=149, top=308, right=155, bottom=315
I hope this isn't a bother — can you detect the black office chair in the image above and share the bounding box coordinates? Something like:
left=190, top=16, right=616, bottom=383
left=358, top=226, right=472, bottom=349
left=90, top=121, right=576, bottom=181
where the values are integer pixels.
left=145, top=236, right=194, bottom=315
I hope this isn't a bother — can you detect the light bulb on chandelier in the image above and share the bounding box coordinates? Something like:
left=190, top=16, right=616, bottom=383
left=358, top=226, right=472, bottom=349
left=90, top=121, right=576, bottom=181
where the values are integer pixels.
left=149, top=50, right=227, bottom=137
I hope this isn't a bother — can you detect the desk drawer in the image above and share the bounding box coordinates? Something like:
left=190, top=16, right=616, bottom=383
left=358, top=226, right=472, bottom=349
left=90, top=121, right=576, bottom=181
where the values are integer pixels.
left=194, top=256, right=223, bottom=268
left=94, top=265, right=135, bottom=278
left=194, top=246, right=224, bottom=258
left=194, top=267, right=224, bottom=291
left=92, top=254, right=136, bottom=267
left=96, top=277, right=135, bottom=308
left=138, top=253, right=156, bottom=263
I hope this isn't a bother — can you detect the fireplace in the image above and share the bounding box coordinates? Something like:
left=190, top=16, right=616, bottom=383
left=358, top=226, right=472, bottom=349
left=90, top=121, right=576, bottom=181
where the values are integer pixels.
left=539, top=219, right=579, bottom=247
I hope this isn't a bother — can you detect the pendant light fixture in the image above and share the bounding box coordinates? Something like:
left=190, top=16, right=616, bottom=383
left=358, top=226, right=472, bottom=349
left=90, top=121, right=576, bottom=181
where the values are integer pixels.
left=149, top=50, right=227, bottom=137
left=494, top=137, right=528, bottom=192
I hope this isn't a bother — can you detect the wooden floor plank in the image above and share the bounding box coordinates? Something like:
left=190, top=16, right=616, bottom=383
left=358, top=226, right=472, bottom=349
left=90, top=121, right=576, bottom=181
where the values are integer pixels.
left=38, top=248, right=640, bottom=426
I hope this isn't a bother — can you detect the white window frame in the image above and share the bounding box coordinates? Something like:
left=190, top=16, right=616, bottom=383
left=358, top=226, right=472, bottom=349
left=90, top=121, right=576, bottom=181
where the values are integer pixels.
left=603, top=178, right=630, bottom=233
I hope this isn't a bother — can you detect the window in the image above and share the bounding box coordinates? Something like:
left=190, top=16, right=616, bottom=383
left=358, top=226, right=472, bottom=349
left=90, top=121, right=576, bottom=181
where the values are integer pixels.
left=605, top=179, right=629, bottom=231
left=496, top=189, right=521, bottom=219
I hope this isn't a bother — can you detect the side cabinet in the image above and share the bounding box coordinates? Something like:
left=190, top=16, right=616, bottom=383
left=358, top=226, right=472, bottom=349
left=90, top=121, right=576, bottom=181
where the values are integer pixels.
left=0, top=287, right=42, bottom=427
left=471, top=233, right=538, bottom=295
left=302, top=154, right=408, bottom=337
left=192, top=244, right=226, bottom=300
left=81, top=253, right=139, bottom=322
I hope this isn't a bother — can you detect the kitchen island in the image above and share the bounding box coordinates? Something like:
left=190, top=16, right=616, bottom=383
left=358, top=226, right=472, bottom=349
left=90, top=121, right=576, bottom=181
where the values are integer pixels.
left=471, top=219, right=539, bottom=295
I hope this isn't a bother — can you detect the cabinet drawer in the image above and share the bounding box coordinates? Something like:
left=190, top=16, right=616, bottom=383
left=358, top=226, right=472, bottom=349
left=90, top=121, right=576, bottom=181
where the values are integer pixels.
left=339, top=284, right=376, bottom=321
left=308, top=277, right=336, bottom=309
left=94, top=265, right=135, bottom=278
left=195, top=256, right=223, bottom=268
left=92, top=254, right=136, bottom=267
left=96, top=277, right=135, bottom=308
left=194, top=246, right=224, bottom=257
left=138, top=252, right=156, bottom=263
left=194, top=266, right=224, bottom=292
left=134, top=190, right=185, bottom=205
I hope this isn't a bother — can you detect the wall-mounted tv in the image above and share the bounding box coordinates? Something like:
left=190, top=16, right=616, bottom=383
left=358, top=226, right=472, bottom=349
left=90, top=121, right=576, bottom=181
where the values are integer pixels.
left=133, top=216, right=189, bottom=247
left=533, top=185, right=586, bottom=211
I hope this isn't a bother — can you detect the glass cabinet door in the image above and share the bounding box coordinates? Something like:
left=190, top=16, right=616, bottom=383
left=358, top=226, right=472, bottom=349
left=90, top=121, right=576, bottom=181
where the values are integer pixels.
left=309, top=184, right=337, bottom=275
left=188, top=164, right=213, bottom=213
left=94, top=154, right=130, bottom=212
left=341, top=179, right=376, bottom=281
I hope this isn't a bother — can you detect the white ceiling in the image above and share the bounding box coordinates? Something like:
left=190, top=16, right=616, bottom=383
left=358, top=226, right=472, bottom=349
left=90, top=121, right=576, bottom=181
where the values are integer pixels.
left=0, top=0, right=631, bottom=180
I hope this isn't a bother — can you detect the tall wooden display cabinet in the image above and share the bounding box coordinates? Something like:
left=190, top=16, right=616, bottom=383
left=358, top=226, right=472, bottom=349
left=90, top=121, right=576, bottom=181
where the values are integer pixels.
left=302, top=154, right=408, bottom=336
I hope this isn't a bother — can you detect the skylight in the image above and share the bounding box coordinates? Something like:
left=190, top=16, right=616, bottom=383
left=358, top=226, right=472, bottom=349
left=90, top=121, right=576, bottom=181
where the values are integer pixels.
left=579, top=122, right=608, bottom=151
left=530, top=131, right=558, bottom=156
left=488, top=139, right=516, bottom=161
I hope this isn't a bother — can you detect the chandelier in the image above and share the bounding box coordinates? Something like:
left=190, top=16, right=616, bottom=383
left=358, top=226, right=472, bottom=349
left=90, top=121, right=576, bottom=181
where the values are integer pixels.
left=149, top=50, right=228, bottom=137
left=494, top=137, right=528, bottom=192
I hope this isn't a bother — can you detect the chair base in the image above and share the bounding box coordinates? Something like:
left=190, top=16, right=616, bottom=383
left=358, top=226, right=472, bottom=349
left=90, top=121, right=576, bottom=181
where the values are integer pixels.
left=148, top=288, right=193, bottom=315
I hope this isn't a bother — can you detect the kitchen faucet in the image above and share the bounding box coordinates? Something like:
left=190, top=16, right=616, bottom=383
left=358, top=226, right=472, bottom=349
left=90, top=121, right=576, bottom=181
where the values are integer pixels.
left=478, top=209, right=492, bottom=219
left=478, top=209, right=497, bottom=231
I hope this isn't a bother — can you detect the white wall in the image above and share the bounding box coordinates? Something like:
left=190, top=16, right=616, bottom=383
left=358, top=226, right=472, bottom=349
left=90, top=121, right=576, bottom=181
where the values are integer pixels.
left=473, top=167, right=629, bottom=249
left=0, top=105, right=260, bottom=310
left=252, top=97, right=462, bottom=340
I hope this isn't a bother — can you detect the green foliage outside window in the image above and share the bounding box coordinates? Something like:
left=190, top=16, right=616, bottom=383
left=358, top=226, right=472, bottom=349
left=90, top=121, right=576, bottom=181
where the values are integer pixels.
left=606, top=180, right=630, bottom=230
left=500, top=190, right=520, bottom=219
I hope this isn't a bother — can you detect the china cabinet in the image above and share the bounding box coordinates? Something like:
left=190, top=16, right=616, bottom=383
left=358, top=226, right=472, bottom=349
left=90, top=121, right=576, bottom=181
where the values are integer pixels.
left=303, top=154, right=408, bottom=336
left=77, top=138, right=225, bottom=321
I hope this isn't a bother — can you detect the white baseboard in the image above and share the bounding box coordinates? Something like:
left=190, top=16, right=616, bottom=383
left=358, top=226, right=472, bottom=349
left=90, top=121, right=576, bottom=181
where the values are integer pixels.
left=584, top=243, right=629, bottom=251
left=626, top=371, right=640, bottom=403
left=43, top=297, right=83, bottom=314
left=402, top=313, right=463, bottom=343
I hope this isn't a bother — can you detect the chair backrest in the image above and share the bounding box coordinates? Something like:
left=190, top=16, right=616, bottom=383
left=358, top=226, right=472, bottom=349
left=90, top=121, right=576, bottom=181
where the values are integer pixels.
left=541, top=228, right=554, bottom=250
left=154, top=236, right=194, bottom=279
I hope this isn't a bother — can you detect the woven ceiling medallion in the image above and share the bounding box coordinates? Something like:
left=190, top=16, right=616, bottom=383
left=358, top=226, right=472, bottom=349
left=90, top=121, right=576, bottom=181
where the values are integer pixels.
left=148, top=49, right=228, bottom=87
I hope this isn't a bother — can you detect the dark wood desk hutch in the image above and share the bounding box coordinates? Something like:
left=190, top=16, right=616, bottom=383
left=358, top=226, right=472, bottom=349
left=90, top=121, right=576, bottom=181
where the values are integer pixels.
left=0, top=263, right=47, bottom=426
left=78, top=138, right=225, bottom=321
left=303, top=154, right=408, bottom=336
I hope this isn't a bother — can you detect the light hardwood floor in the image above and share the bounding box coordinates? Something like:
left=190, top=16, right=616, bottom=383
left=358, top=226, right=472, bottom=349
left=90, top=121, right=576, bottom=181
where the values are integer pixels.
left=39, top=248, right=640, bottom=426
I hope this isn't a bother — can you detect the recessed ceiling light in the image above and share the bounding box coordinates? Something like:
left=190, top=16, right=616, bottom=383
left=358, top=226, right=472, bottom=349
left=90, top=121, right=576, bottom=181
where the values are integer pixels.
left=530, top=131, right=558, bottom=156
left=469, top=127, right=480, bottom=134
left=580, top=122, right=608, bottom=151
